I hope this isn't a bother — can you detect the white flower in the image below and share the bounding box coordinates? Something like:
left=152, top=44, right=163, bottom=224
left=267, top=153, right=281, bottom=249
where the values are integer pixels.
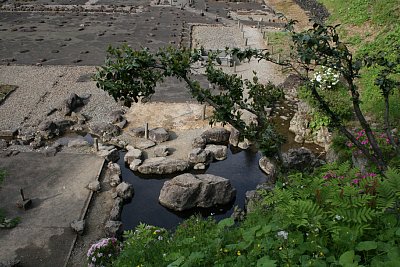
left=277, top=230, right=288, bottom=240
left=334, top=215, right=342, bottom=221
left=158, top=235, right=163, bottom=241
left=92, top=257, right=96, bottom=262
left=315, top=74, right=322, bottom=82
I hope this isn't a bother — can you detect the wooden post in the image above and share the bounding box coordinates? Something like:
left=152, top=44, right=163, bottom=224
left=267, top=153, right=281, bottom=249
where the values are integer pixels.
left=278, top=53, right=281, bottom=63
left=202, top=105, right=206, bottom=120
left=266, top=35, right=269, bottom=45
left=242, top=31, right=245, bottom=38
left=245, top=38, right=248, bottom=46
left=94, top=138, right=99, bottom=151
left=144, top=123, right=149, bottom=139
left=20, top=188, right=25, bottom=201
left=271, top=45, right=274, bottom=54
left=233, top=61, right=236, bottom=73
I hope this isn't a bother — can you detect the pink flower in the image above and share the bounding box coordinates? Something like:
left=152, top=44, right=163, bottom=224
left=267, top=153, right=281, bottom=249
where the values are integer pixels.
left=352, top=179, right=360, bottom=185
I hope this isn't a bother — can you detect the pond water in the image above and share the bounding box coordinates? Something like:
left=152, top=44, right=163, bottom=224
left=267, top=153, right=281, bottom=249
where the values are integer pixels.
left=120, top=147, right=267, bottom=230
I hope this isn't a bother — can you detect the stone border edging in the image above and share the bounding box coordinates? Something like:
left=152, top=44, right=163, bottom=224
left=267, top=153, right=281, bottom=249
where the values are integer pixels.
left=63, top=157, right=106, bottom=267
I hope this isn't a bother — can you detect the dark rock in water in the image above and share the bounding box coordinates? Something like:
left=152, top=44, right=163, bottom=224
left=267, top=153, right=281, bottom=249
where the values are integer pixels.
left=204, top=144, right=228, bottom=161
left=201, top=127, right=230, bottom=145
left=229, top=127, right=240, bottom=147
left=116, top=181, right=134, bottom=201
left=188, top=148, right=213, bottom=164
left=138, top=157, right=189, bottom=174
left=159, top=173, right=236, bottom=211
left=124, top=147, right=142, bottom=164
left=282, top=147, right=324, bottom=171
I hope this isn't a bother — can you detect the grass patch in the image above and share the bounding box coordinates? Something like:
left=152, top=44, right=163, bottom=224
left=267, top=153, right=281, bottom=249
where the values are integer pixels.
left=265, top=31, right=291, bottom=61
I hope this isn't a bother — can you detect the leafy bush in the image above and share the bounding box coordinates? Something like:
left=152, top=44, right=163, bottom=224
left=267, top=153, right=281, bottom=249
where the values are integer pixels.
left=298, top=81, right=353, bottom=128
left=112, top=164, right=400, bottom=266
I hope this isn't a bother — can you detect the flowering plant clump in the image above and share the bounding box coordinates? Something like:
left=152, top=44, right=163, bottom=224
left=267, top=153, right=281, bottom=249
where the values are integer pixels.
left=87, top=237, right=121, bottom=267
left=346, top=129, right=393, bottom=158
left=312, top=66, right=340, bottom=90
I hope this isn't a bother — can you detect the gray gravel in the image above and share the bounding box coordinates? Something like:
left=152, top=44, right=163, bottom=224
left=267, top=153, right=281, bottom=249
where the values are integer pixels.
left=0, top=65, right=123, bottom=131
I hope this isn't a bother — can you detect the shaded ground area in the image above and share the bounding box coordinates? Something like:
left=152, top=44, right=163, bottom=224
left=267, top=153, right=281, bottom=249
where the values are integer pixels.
left=0, top=152, right=104, bottom=266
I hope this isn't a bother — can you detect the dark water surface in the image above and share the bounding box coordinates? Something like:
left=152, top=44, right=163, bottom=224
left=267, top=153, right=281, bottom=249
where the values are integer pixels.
left=120, top=148, right=266, bottom=230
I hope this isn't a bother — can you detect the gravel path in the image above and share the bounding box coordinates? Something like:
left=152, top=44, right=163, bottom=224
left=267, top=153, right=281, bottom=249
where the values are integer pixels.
left=0, top=65, right=124, bottom=131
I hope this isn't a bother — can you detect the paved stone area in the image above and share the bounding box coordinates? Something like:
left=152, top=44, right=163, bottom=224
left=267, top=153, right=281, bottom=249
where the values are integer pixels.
left=0, top=152, right=104, bottom=266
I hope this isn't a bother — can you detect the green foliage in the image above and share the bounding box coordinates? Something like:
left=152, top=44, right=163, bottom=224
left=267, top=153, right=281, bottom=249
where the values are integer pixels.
left=298, top=82, right=353, bottom=129
left=112, top=165, right=400, bottom=266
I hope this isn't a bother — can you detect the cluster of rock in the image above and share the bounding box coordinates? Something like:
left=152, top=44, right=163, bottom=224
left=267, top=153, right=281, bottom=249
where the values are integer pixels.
left=0, top=93, right=130, bottom=159
left=71, top=161, right=133, bottom=237
left=289, top=101, right=332, bottom=150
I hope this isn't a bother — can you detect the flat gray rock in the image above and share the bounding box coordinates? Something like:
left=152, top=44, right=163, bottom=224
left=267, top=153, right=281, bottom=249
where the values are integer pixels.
left=137, top=157, right=189, bottom=174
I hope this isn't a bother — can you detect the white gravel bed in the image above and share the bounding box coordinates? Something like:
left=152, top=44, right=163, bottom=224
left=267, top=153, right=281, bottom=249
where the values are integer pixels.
left=0, top=65, right=124, bottom=131
left=192, top=25, right=246, bottom=50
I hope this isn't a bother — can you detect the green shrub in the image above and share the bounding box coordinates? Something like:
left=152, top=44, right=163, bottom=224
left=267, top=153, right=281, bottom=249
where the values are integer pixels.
left=298, top=82, right=353, bottom=129
left=112, top=164, right=400, bottom=266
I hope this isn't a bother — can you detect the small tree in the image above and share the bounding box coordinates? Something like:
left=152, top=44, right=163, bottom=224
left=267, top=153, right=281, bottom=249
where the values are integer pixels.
left=95, top=22, right=398, bottom=169
left=95, top=46, right=285, bottom=157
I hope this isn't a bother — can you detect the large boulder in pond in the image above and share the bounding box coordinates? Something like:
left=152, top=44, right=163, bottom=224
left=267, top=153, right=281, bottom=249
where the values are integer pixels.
left=201, top=127, right=230, bottom=144
left=158, top=173, right=236, bottom=211
left=137, top=157, right=190, bottom=174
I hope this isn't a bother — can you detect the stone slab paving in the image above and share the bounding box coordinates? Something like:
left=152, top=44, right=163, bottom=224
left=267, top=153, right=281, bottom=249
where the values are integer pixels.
left=0, top=5, right=216, bottom=65
left=0, top=152, right=104, bottom=266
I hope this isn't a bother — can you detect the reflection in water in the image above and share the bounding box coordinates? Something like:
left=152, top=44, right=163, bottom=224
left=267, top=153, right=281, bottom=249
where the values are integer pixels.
left=120, top=148, right=266, bottom=230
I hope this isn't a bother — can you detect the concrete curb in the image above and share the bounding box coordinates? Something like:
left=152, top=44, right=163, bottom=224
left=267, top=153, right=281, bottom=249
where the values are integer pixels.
left=63, top=158, right=106, bottom=267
